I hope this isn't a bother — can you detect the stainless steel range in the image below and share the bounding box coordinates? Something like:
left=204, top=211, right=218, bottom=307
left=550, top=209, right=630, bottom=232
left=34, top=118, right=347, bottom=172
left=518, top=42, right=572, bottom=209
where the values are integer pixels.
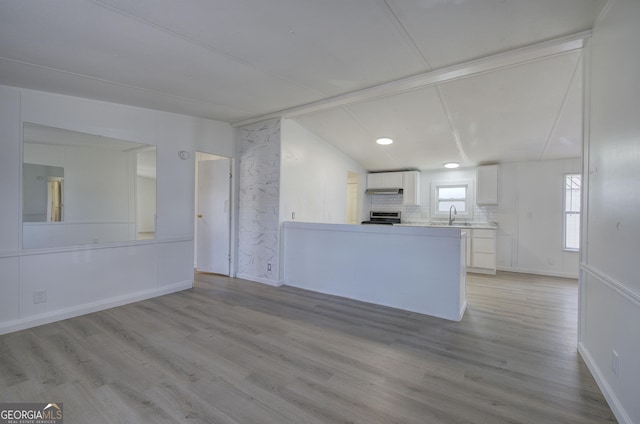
left=361, top=211, right=401, bottom=225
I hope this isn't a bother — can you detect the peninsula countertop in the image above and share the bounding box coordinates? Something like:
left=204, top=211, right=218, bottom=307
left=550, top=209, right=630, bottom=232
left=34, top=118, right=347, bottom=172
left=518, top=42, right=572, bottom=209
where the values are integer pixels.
left=397, top=222, right=498, bottom=230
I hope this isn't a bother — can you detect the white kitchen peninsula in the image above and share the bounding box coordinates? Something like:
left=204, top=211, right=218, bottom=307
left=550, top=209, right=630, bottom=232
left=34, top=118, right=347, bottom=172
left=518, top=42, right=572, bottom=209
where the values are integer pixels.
left=282, top=222, right=467, bottom=321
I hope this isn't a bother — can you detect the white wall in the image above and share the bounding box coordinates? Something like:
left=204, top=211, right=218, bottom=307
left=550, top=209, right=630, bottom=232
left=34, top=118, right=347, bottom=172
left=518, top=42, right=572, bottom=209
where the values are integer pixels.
left=497, top=159, right=581, bottom=278
left=0, top=86, right=22, bottom=254
left=280, top=119, right=366, bottom=224
left=0, top=85, right=234, bottom=335
left=579, top=1, right=640, bottom=423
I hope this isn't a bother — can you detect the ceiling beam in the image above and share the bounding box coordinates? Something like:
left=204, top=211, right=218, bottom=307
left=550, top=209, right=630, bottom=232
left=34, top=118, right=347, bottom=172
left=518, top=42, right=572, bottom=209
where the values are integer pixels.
left=232, top=30, right=591, bottom=127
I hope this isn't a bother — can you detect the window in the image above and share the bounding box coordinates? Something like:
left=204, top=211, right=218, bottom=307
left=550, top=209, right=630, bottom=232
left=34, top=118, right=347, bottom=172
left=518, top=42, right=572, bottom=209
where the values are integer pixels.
left=432, top=181, right=472, bottom=219
left=564, top=174, right=581, bottom=251
left=437, top=186, right=467, bottom=213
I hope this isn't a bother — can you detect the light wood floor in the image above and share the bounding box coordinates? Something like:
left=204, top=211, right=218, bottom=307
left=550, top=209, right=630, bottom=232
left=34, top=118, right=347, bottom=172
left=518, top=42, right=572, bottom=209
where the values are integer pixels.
left=0, top=272, right=616, bottom=423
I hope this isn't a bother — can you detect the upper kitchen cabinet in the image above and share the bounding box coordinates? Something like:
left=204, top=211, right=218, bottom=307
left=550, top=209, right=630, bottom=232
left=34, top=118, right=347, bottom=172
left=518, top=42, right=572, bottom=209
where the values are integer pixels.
left=366, top=171, right=421, bottom=205
left=476, top=165, right=499, bottom=205
left=366, top=172, right=403, bottom=190
left=402, top=171, right=421, bottom=206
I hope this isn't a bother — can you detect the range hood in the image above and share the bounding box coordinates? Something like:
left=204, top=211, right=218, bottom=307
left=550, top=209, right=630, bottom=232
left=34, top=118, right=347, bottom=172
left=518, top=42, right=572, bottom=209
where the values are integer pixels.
left=365, top=187, right=403, bottom=195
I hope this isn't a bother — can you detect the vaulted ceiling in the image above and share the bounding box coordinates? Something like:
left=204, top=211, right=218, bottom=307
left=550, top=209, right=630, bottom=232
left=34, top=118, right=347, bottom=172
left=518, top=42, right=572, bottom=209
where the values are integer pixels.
left=0, top=0, right=607, bottom=170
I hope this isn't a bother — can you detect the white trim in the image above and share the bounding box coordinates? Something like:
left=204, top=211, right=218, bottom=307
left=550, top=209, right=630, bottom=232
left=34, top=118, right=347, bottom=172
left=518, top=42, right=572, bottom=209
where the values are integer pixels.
left=22, top=220, right=134, bottom=225
left=467, top=267, right=496, bottom=275
left=233, top=31, right=590, bottom=127
left=581, top=263, right=640, bottom=306
left=458, top=300, right=467, bottom=321
left=579, top=36, right=592, bottom=347
left=496, top=266, right=578, bottom=280
left=236, top=273, right=284, bottom=287
left=0, top=237, right=192, bottom=259
left=431, top=179, right=473, bottom=220
left=593, top=0, right=616, bottom=29
left=578, top=342, right=633, bottom=424
left=0, top=280, right=193, bottom=336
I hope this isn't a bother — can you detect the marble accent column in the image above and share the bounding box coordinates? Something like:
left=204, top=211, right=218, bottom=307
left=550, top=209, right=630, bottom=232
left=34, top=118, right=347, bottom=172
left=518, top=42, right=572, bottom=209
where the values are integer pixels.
left=237, top=119, right=281, bottom=285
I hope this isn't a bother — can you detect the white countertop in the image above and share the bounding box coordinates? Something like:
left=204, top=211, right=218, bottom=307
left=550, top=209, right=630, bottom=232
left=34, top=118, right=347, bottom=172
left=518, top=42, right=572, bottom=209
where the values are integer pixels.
left=283, top=221, right=465, bottom=238
left=398, top=222, right=498, bottom=230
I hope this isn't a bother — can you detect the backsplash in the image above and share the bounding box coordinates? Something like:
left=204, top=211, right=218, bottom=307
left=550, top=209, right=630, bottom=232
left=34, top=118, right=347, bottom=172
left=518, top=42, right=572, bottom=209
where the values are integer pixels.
left=370, top=194, right=498, bottom=223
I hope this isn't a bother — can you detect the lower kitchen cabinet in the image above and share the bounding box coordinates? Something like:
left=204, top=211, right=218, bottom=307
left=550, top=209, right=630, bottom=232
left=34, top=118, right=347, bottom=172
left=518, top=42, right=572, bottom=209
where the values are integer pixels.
left=468, top=228, right=496, bottom=274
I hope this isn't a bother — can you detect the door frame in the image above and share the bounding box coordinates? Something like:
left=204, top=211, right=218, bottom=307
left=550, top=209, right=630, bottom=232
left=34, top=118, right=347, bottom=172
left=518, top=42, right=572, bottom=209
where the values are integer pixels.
left=194, top=151, right=235, bottom=276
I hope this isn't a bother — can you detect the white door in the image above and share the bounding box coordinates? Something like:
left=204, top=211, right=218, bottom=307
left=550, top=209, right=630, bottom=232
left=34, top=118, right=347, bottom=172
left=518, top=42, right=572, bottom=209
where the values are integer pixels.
left=347, top=183, right=358, bottom=224
left=196, top=157, right=231, bottom=275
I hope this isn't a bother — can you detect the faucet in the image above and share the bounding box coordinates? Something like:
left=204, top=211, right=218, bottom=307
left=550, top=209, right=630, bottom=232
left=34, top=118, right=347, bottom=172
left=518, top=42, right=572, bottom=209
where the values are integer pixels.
left=449, top=205, right=457, bottom=225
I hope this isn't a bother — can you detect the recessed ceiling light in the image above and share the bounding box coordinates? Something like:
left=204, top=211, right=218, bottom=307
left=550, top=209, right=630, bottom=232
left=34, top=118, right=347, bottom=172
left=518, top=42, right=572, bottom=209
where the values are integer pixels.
left=444, top=162, right=460, bottom=169
left=376, top=138, right=393, bottom=145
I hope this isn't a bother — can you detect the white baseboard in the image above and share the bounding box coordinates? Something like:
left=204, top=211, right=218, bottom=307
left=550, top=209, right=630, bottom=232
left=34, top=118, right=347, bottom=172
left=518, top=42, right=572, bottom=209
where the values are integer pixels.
left=0, top=280, right=193, bottom=336
left=496, top=266, right=578, bottom=279
left=466, top=267, right=496, bottom=275
left=458, top=300, right=467, bottom=322
left=236, top=273, right=284, bottom=287
left=578, top=342, right=632, bottom=424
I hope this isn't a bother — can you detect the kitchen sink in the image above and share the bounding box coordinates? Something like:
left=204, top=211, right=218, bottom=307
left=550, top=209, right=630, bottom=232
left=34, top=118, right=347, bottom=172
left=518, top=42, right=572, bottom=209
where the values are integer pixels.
left=427, top=221, right=471, bottom=227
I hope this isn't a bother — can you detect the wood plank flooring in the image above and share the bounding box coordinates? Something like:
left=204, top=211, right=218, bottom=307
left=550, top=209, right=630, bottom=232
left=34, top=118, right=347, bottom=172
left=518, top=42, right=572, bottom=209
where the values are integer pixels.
left=0, top=271, right=616, bottom=423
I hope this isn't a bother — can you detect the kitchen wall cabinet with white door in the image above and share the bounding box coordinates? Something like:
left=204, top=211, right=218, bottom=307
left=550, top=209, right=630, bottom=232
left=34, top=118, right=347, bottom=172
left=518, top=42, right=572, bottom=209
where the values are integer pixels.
left=366, top=171, right=421, bottom=205
left=476, top=165, right=499, bottom=205
left=402, top=171, right=421, bottom=205
left=366, top=172, right=403, bottom=189
left=468, top=228, right=496, bottom=274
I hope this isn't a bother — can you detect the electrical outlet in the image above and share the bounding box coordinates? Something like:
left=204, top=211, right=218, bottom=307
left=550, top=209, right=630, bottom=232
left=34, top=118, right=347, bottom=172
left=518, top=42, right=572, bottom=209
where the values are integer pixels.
left=34, top=289, right=47, bottom=304
left=612, top=350, right=620, bottom=377
left=267, top=263, right=272, bottom=272
left=292, top=212, right=296, bottom=220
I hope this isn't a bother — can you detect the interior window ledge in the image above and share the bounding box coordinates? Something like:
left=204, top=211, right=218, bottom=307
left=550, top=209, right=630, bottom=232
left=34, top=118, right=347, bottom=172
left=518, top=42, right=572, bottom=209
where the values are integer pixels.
left=0, top=237, right=192, bottom=258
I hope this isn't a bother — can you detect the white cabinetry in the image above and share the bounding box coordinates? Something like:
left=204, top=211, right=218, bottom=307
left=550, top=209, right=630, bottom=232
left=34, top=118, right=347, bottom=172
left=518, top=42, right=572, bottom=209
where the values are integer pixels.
left=366, top=171, right=421, bottom=205
left=476, top=165, right=499, bottom=205
left=366, top=172, right=403, bottom=189
left=402, top=171, right=421, bottom=205
left=464, top=230, right=471, bottom=268
left=468, top=228, right=496, bottom=274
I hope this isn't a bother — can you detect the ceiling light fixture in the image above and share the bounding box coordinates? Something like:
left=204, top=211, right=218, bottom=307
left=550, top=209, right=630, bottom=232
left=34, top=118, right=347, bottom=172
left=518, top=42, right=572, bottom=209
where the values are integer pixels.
left=376, top=137, right=393, bottom=145
left=444, top=162, right=460, bottom=169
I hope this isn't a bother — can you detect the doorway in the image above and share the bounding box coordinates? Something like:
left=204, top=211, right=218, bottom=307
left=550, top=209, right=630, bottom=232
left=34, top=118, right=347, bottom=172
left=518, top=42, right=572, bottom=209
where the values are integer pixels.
left=194, top=152, right=232, bottom=276
left=346, top=171, right=360, bottom=224
left=46, top=177, right=64, bottom=222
